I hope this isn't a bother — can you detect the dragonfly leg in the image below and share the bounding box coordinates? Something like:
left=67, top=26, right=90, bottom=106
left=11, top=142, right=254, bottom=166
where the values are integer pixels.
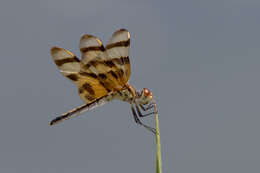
left=139, top=103, right=154, bottom=111
left=131, top=105, right=156, bottom=134
left=136, top=104, right=157, bottom=117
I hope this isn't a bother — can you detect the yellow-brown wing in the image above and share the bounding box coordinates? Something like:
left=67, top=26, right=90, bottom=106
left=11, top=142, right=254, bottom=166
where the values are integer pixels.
left=105, top=29, right=131, bottom=84
left=51, top=47, right=81, bottom=81
left=50, top=47, right=109, bottom=103
left=79, top=34, right=107, bottom=64
left=79, top=29, right=131, bottom=91
left=50, top=29, right=131, bottom=103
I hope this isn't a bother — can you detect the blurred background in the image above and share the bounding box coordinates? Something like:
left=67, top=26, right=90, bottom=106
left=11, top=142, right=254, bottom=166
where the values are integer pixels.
left=0, top=0, right=259, bottom=172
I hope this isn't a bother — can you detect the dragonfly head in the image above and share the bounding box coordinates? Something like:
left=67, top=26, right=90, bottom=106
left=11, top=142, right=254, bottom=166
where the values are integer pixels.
left=137, top=88, right=153, bottom=105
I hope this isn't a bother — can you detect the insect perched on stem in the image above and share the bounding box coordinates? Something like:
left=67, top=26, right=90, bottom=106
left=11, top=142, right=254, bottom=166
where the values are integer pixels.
left=50, top=29, right=156, bottom=133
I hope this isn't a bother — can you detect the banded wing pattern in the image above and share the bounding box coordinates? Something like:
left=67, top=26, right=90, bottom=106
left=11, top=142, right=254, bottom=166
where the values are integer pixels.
left=79, top=34, right=106, bottom=64
left=51, top=47, right=109, bottom=103
left=106, top=29, right=131, bottom=84
left=51, top=47, right=81, bottom=82
left=50, top=29, right=131, bottom=125
left=80, top=29, right=131, bottom=91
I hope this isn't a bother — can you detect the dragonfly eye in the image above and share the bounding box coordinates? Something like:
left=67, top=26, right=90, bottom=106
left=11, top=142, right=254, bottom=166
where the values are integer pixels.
left=140, top=88, right=153, bottom=104
left=143, top=88, right=151, bottom=97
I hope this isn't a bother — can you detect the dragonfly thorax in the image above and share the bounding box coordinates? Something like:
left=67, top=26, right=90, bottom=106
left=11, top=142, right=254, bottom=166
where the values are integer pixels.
left=114, top=86, right=135, bottom=103
left=114, top=85, right=153, bottom=105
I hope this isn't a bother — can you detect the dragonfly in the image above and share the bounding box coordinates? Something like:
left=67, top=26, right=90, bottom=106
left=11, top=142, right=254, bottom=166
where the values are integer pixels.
left=50, top=29, right=156, bottom=133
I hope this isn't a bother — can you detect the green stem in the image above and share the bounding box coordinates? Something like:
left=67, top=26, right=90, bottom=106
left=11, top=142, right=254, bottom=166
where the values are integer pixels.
left=154, top=102, right=162, bottom=173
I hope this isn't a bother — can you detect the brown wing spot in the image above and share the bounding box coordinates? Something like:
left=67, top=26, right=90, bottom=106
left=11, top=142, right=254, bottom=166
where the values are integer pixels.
left=79, top=88, right=84, bottom=94
left=82, top=83, right=95, bottom=95
left=84, top=61, right=94, bottom=69
left=83, top=60, right=100, bottom=69
left=111, top=56, right=129, bottom=66
left=88, top=73, right=98, bottom=79
left=84, top=59, right=116, bottom=70
left=99, top=81, right=111, bottom=92
left=79, top=72, right=98, bottom=79
left=54, top=56, right=80, bottom=66
left=109, top=70, right=118, bottom=79
left=106, top=39, right=130, bottom=49
left=123, top=56, right=130, bottom=64
left=98, top=73, right=107, bottom=80
left=66, top=74, right=78, bottom=81
left=112, top=58, right=124, bottom=65
left=105, top=60, right=116, bottom=68
left=85, top=94, right=95, bottom=101
left=120, top=69, right=124, bottom=76
left=80, top=46, right=105, bottom=53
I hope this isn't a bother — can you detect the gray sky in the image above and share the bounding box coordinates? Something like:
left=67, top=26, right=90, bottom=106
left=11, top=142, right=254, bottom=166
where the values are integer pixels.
left=0, top=0, right=260, bottom=172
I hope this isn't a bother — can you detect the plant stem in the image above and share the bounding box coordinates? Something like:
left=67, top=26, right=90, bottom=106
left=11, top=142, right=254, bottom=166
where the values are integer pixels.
left=154, top=102, right=162, bottom=173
